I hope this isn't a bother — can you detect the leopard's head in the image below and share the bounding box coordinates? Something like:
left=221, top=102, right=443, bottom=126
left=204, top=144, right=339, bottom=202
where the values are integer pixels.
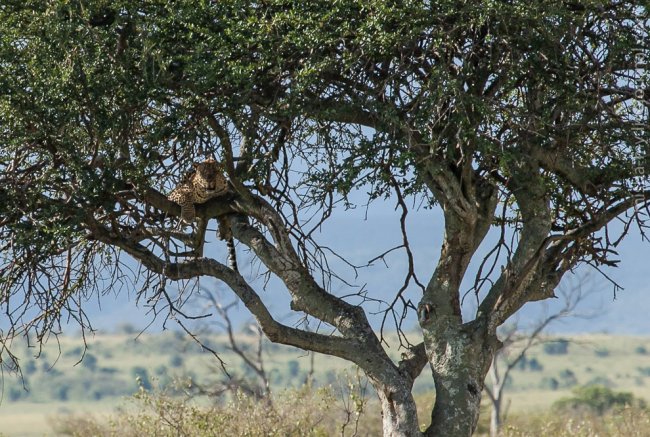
left=193, top=158, right=223, bottom=191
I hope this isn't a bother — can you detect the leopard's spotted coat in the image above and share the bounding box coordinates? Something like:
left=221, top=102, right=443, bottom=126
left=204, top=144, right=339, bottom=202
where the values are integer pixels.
left=168, top=158, right=237, bottom=270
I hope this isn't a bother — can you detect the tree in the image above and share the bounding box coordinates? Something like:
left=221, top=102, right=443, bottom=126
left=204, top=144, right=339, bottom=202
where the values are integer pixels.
left=484, top=283, right=589, bottom=437
left=191, top=290, right=273, bottom=400
left=553, top=385, right=646, bottom=416
left=82, top=353, right=98, bottom=372
left=0, top=2, right=648, bottom=436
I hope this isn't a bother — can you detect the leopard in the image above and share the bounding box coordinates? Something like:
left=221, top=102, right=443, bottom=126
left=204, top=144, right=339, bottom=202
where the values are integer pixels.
left=167, top=157, right=237, bottom=271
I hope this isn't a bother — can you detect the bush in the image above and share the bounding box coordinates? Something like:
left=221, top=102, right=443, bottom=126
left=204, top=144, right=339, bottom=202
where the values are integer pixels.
left=82, top=353, right=98, bottom=372
left=553, top=386, right=645, bottom=416
left=51, top=387, right=336, bottom=437
left=635, top=345, right=648, bottom=355
left=169, top=354, right=184, bottom=368
left=288, top=360, right=300, bottom=378
left=55, top=386, right=70, bottom=402
left=527, top=357, right=543, bottom=371
left=8, top=387, right=25, bottom=402
left=131, top=367, right=152, bottom=391
left=23, top=360, right=37, bottom=375
left=585, top=376, right=615, bottom=388
left=594, top=348, right=610, bottom=357
left=559, top=369, right=578, bottom=388
left=543, top=339, right=569, bottom=355
left=64, top=346, right=84, bottom=357
left=502, top=407, right=650, bottom=437
left=540, top=377, right=559, bottom=391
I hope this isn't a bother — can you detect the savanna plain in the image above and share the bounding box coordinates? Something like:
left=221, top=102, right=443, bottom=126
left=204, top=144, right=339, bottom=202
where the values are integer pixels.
left=2, top=330, right=650, bottom=436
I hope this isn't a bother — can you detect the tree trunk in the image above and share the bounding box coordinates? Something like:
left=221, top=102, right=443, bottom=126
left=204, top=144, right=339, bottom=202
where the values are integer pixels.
left=424, top=320, right=498, bottom=437
left=490, top=395, right=502, bottom=437
left=376, top=386, right=423, bottom=437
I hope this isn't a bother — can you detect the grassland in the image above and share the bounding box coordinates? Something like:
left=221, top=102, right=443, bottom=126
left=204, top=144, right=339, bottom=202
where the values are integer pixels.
left=2, top=331, right=650, bottom=436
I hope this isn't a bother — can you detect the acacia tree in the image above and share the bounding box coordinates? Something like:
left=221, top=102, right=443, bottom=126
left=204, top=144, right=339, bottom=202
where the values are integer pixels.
left=1, top=2, right=648, bottom=436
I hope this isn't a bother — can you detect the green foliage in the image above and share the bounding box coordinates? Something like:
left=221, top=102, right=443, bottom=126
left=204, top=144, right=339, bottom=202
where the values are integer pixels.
left=53, top=385, right=70, bottom=402
left=558, top=369, right=578, bottom=388
left=287, top=360, right=300, bottom=378
left=635, top=346, right=648, bottom=355
left=169, top=354, right=183, bottom=368
left=516, top=356, right=544, bottom=372
left=585, top=376, right=615, bottom=388
left=82, top=353, right=98, bottom=372
left=23, top=360, right=37, bottom=375
left=1, top=12, right=648, bottom=436
left=594, top=348, right=610, bottom=358
left=8, top=387, right=25, bottom=402
left=539, top=377, right=559, bottom=391
left=543, top=339, right=569, bottom=355
left=553, top=386, right=646, bottom=416
left=131, top=366, right=152, bottom=391
left=527, top=358, right=543, bottom=372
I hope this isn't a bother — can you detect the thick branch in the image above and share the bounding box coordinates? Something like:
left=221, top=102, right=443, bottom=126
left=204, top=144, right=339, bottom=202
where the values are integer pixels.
left=421, top=171, right=498, bottom=320
left=479, top=162, right=552, bottom=332
left=86, top=217, right=362, bottom=359
left=398, top=342, right=428, bottom=383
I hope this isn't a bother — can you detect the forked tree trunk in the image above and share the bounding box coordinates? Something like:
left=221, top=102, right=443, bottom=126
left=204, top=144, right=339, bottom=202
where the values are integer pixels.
left=367, top=322, right=498, bottom=437
left=424, top=321, right=498, bottom=437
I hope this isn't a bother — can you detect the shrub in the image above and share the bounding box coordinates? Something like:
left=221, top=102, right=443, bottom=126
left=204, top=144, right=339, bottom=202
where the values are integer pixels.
left=169, top=354, right=183, bottom=368
left=553, top=386, right=645, bottom=416
left=82, top=353, right=98, bottom=372
left=288, top=360, right=300, bottom=378
left=635, top=345, right=648, bottom=355
left=8, top=387, right=25, bottom=402
left=540, top=377, right=559, bottom=391
left=52, top=385, right=69, bottom=402
left=585, top=376, right=615, bottom=388
left=23, top=360, right=37, bottom=375
left=559, top=369, right=578, bottom=388
left=543, top=339, right=569, bottom=355
left=594, top=348, right=610, bottom=357
left=502, top=407, right=650, bottom=437
left=527, top=357, right=543, bottom=371
left=51, top=387, right=336, bottom=437
left=64, top=346, right=84, bottom=357
left=131, top=367, right=152, bottom=391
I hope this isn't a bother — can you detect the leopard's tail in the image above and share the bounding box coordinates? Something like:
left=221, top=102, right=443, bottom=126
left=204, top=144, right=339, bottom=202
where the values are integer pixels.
left=226, top=237, right=238, bottom=272
left=218, top=217, right=238, bottom=272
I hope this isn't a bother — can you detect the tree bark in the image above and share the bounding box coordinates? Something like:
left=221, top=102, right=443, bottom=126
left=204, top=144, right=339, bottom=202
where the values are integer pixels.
left=375, top=382, right=423, bottom=437
left=490, top=398, right=502, bottom=437
left=424, top=320, right=499, bottom=437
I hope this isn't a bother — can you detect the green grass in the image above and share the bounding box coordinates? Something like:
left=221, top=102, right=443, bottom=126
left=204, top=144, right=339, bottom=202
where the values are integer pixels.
left=2, top=332, right=650, bottom=436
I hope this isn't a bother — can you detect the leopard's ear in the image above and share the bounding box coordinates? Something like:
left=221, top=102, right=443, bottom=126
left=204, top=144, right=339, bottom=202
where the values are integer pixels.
left=192, top=162, right=199, bottom=168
